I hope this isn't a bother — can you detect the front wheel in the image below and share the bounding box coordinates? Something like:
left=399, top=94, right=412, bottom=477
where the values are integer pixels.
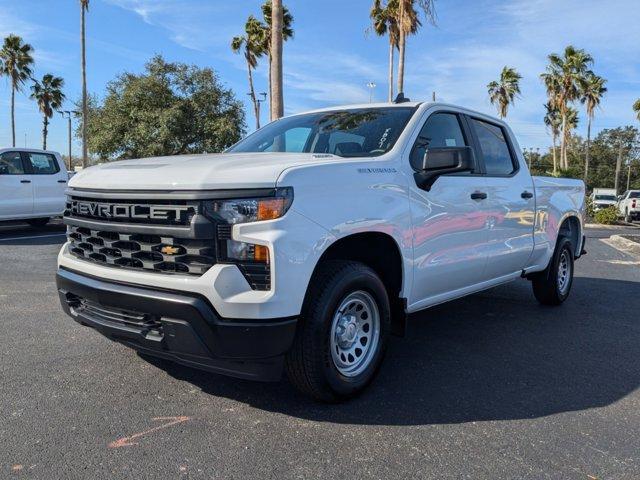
left=285, top=261, right=390, bottom=402
left=625, top=210, right=632, bottom=223
left=531, top=236, right=574, bottom=306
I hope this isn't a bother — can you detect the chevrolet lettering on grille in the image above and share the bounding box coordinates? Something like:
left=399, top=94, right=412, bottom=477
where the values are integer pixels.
left=70, top=200, right=191, bottom=222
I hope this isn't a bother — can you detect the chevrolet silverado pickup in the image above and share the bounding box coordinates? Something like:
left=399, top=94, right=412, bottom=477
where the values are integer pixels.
left=56, top=101, right=586, bottom=402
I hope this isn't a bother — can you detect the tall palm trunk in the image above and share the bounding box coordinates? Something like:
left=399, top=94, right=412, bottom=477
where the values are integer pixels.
left=270, top=0, right=284, bottom=121
left=10, top=86, right=15, bottom=147
left=397, top=32, right=406, bottom=95
left=552, top=132, right=558, bottom=175
left=42, top=115, right=49, bottom=150
left=583, top=116, right=592, bottom=183
left=614, top=142, right=623, bottom=194
left=81, top=4, right=88, bottom=167
left=246, top=56, right=260, bottom=130
left=559, top=104, right=567, bottom=170
left=388, top=41, right=394, bottom=102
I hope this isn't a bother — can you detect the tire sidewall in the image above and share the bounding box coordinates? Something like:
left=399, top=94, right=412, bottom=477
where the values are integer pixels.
left=313, top=267, right=390, bottom=398
left=552, top=237, right=574, bottom=302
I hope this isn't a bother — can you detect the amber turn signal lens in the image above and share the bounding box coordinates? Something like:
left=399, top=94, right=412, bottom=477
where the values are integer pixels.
left=254, top=244, right=269, bottom=263
left=257, top=198, right=286, bottom=221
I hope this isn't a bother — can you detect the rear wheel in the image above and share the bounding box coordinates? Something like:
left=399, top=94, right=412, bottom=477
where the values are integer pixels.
left=531, top=236, right=574, bottom=306
left=625, top=209, right=632, bottom=223
left=285, top=261, right=390, bottom=402
left=26, top=217, right=50, bottom=227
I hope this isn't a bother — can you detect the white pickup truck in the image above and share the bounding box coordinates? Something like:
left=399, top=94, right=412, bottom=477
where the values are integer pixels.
left=0, top=148, right=68, bottom=226
left=56, top=101, right=586, bottom=401
left=617, top=190, right=640, bottom=223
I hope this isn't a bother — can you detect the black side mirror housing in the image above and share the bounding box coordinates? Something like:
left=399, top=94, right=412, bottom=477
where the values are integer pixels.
left=413, top=146, right=474, bottom=191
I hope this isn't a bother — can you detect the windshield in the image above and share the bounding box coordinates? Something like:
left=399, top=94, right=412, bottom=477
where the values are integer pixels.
left=228, top=107, right=416, bottom=157
left=595, top=195, right=616, bottom=201
left=630, top=192, right=640, bottom=199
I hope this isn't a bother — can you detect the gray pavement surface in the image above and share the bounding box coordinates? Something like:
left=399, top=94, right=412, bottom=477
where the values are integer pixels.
left=1, top=220, right=639, bottom=479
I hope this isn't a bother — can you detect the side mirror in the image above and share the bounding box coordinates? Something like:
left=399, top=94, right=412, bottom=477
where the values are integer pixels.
left=413, top=146, right=474, bottom=190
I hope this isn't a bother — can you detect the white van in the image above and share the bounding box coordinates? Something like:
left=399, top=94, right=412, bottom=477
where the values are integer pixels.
left=590, top=188, right=618, bottom=211
left=0, top=148, right=68, bottom=226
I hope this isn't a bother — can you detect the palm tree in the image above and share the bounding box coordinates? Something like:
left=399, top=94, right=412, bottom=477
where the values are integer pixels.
left=487, top=66, right=522, bottom=118
left=370, top=0, right=399, bottom=102
left=580, top=73, right=607, bottom=183
left=261, top=1, right=293, bottom=121
left=80, top=0, right=89, bottom=167
left=544, top=101, right=562, bottom=175
left=540, top=45, right=593, bottom=170
left=30, top=74, right=66, bottom=150
left=633, top=99, right=640, bottom=122
left=396, top=0, right=436, bottom=95
left=232, top=16, right=267, bottom=129
left=0, top=35, right=34, bottom=147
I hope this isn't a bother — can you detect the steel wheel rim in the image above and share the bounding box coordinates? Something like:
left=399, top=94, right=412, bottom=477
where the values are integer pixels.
left=557, top=250, right=571, bottom=295
left=330, top=290, right=380, bottom=377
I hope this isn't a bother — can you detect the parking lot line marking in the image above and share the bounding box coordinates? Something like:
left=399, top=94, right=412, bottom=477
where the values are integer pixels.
left=108, top=416, right=191, bottom=448
left=0, top=233, right=67, bottom=242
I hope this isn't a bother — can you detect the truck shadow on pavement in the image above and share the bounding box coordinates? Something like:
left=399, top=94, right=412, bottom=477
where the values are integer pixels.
left=145, top=276, right=640, bottom=426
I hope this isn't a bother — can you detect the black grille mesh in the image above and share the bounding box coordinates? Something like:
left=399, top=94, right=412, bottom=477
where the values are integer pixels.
left=67, top=225, right=215, bottom=275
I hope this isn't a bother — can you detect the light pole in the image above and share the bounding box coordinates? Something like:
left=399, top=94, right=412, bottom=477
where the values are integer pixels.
left=366, top=82, right=376, bottom=103
left=59, top=110, right=81, bottom=171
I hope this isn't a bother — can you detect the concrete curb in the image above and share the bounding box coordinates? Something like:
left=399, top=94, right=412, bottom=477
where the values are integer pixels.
left=585, top=223, right=640, bottom=229
left=602, top=235, right=640, bottom=258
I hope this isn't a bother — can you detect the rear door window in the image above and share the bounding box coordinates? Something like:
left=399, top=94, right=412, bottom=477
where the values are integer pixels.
left=0, top=151, right=25, bottom=174
left=470, top=119, right=517, bottom=175
left=25, top=152, right=60, bottom=174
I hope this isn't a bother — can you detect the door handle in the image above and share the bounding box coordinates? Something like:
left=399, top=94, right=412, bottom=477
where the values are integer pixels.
left=521, top=191, right=534, bottom=199
left=20, top=179, right=31, bottom=184
left=470, top=191, right=487, bottom=200
left=58, top=180, right=67, bottom=183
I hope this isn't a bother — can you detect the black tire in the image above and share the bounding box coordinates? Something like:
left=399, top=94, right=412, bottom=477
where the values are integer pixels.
left=625, top=210, right=632, bottom=223
left=26, top=217, right=50, bottom=227
left=285, top=260, right=391, bottom=402
left=531, top=236, right=574, bottom=306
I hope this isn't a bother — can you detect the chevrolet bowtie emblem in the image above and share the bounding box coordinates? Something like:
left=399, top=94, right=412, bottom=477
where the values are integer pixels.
left=161, top=245, right=180, bottom=255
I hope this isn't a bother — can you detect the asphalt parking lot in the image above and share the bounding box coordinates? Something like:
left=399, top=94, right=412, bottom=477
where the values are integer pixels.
left=1, top=220, right=640, bottom=479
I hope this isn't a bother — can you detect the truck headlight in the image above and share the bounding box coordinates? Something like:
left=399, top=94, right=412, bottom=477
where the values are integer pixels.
left=207, top=187, right=293, bottom=225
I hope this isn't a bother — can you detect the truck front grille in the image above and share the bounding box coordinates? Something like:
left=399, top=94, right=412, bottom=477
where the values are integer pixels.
left=67, top=294, right=163, bottom=333
left=67, top=225, right=215, bottom=275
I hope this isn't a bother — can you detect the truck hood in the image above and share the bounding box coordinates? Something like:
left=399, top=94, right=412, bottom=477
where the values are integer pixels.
left=68, top=152, right=339, bottom=191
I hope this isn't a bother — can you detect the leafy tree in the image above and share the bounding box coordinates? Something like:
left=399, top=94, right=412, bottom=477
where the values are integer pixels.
left=580, top=73, right=607, bottom=182
left=30, top=74, right=66, bottom=150
left=0, top=34, right=34, bottom=147
left=487, top=66, right=522, bottom=118
left=396, top=0, right=436, bottom=95
left=370, top=0, right=399, bottom=101
left=634, top=99, right=640, bottom=122
left=540, top=46, right=593, bottom=170
left=79, top=56, right=246, bottom=161
left=232, top=16, right=267, bottom=129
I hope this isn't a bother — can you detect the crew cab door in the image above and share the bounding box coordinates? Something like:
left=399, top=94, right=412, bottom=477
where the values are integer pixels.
left=0, top=150, right=33, bottom=218
left=407, top=111, right=490, bottom=307
left=22, top=151, right=67, bottom=216
left=466, top=117, right=535, bottom=279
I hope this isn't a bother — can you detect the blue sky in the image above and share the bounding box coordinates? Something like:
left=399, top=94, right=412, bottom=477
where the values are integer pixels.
left=1, top=0, right=639, bottom=155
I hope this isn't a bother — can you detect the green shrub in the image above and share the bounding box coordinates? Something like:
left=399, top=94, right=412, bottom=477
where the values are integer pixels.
left=593, top=206, right=618, bottom=225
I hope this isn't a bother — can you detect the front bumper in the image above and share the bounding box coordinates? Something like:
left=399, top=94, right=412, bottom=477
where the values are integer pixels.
left=56, top=268, right=297, bottom=381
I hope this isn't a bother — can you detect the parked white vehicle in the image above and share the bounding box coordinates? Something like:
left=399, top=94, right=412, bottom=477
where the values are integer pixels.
left=590, top=188, right=618, bottom=211
left=0, top=148, right=68, bottom=226
left=617, top=190, right=640, bottom=223
left=56, top=101, right=586, bottom=401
